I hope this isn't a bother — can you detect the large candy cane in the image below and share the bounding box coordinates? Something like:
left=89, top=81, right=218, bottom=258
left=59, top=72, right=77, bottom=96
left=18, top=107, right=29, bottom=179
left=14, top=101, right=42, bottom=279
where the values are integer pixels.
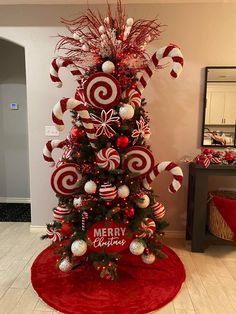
left=136, top=44, right=184, bottom=95
left=142, top=161, right=183, bottom=193
left=50, top=58, right=83, bottom=88
left=43, top=139, right=69, bottom=167
left=52, top=98, right=97, bottom=150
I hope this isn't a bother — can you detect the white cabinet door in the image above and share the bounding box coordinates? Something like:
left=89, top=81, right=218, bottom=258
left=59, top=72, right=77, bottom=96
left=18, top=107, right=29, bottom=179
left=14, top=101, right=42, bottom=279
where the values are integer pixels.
left=224, top=92, right=236, bottom=124
left=209, top=92, right=225, bottom=124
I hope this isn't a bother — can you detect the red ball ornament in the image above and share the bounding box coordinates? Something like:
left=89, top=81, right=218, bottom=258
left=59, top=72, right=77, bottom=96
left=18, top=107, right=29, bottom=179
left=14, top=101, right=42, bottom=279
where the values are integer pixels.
left=69, top=126, right=85, bottom=142
left=116, top=136, right=129, bottom=148
left=60, top=222, right=74, bottom=237
left=225, top=153, right=235, bottom=162
left=124, top=207, right=135, bottom=218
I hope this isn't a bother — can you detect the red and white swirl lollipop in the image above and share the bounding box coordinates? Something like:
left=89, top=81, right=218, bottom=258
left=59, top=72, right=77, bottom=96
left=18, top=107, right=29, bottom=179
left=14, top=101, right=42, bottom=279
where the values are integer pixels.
left=123, top=88, right=141, bottom=107
left=136, top=44, right=184, bottom=95
left=43, top=139, right=68, bottom=167
left=51, top=163, right=82, bottom=196
left=123, top=146, right=155, bottom=178
left=96, top=148, right=120, bottom=170
left=50, top=58, right=83, bottom=88
left=84, top=72, right=121, bottom=110
left=138, top=218, right=156, bottom=238
left=143, top=161, right=183, bottom=193
left=47, top=226, right=62, bottom=242
left=152, top=202, right=165, bottom=220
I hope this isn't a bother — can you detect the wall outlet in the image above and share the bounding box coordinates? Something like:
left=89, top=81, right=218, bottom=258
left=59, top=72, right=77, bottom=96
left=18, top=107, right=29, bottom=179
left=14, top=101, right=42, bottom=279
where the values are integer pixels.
left=45, top=125, right=60, bottom=137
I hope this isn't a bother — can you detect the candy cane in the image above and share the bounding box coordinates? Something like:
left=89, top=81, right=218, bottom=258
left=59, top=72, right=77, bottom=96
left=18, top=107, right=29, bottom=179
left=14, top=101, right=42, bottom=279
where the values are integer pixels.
left=43, top=139, right=69, bottom=167
left=52, top=98, right=97, bottom=150
left=142, top=161, right=183, bottom=193
left=136, top=44, right=184, bottom=95
left=82, top=211, right=89, bottom=231
left=50, top=58, right=83, bottom=88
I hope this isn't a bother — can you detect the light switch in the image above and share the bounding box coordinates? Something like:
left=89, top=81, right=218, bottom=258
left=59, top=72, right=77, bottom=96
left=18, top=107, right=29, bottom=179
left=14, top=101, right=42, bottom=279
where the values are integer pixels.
left=45, top=125, right=60, bottom=137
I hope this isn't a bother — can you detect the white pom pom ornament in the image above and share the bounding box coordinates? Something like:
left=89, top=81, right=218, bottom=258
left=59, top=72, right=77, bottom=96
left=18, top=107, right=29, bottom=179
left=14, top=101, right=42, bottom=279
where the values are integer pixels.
left=119, top=104, right=134, bottom=120
left=129, top=239, right=145, bottom=255
left=71, top=240, right=87, bottom=256
left=59, top=258, right=73, bottom=272
left=84, top=180, right=97, bottom=194
left=141, top=253, right=156, bottom=264
left=135, top=194, right=150, bottom=208
left=117, top=185, right=130, bottom=198
left=126, top=18, right=134, bottom=26
left=102, top=61, right=115, bottom=74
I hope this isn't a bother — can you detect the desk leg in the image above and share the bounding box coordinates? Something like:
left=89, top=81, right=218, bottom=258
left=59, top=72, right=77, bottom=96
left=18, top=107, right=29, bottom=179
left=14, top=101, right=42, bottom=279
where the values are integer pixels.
left=191, top=173, right=208, bottom=252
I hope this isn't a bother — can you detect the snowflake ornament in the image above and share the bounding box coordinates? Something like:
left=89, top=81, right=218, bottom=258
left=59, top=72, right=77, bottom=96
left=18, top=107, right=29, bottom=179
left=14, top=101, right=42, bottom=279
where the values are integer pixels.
left=90, top=109, right=120, bottom=138
left=131, top=116, right=151, bottom=144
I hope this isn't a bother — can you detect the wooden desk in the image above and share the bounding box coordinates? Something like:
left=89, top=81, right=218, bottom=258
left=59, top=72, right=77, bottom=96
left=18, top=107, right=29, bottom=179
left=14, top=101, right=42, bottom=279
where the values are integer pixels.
left=186, top=163, right=236, bottom=252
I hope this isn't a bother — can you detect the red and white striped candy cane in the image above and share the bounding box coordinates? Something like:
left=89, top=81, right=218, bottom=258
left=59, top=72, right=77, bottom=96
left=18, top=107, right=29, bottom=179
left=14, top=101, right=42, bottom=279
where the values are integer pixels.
left=82, top=211, right=89, bottom=231
left=142, top=161, right=183, bottom=193
left=43, top=139, right=68, bottom=167
left=50, top=58, right=83, bottom=88
left=136, top=44, right=184, bottom=95
left=52, top=98, right=97, bottom=150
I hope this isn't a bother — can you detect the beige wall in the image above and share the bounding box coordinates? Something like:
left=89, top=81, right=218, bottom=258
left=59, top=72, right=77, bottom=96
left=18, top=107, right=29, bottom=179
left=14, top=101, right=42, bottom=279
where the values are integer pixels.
left=0, top=3, right=235, bottom=229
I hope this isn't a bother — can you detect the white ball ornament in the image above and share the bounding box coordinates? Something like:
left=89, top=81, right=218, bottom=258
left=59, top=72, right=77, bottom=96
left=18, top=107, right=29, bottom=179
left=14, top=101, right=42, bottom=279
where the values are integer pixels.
left=118, top=185, right=130, bottom=198
left=102, top=61, right=115, bottom=74
left=84, top=180, right=97, bottom=194
left=129, top=239, right=145, bottom=255
left=135, top=194, right=150, bottom=208
left=141, top=253, right=156, bottom=264
left=59, top=258, right=73, bottom=272
left=119, top=104, right=134, bottom=120
left=126, top=17, right=134, bottom=26
left=71, top=240, right=87, bottom=256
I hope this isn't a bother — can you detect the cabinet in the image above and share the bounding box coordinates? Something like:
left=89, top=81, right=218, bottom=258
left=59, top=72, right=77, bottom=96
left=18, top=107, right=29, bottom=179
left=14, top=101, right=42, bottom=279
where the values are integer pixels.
left=206, top=89, right=236, bottom=125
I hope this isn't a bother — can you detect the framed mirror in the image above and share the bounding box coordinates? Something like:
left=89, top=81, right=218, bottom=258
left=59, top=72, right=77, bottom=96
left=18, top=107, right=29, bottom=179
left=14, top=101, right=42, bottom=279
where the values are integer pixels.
left=202, top=66, right=236, bottom=147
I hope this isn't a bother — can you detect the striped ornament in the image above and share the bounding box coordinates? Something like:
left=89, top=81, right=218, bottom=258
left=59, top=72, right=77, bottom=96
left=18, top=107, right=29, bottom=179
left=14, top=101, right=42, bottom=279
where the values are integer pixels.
left=43, top=139, right=68, bottom=167
left=96, top=148, right=120, bottom=170
left=122, top=88, right=141, bottom=107
left=138, top=218, right=156, bottom=238
left=46, top=226, right=62, bottom=242
left=152, top=202, right=165, bottom=220
left=136, top=44, right=184, bottom=95
left=99, top=183, right=117, bottom=201
left=143, top=161, right=183, bottom=194
left=52, top=98, right=97, bottom=150
left=50, top=58, right=83, bottom=88
left=53, top=205, right=72, bottom=222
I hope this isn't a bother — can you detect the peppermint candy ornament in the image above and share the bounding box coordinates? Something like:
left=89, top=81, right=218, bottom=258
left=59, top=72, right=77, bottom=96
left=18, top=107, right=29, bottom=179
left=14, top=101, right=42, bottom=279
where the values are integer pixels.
left=152, top=202, right=165, bottom=220
left=123, top=146, right=155, bottom=178
left=47, top=226, right=62, bottom=242
left=53, top=205, right=71, bottom=222
left=99, top=183, right=117, bottom=201
left=138, top=218, right=156, bottom=238
left=84, top=72, right=121, bottom=110
left=123, top=88, right=141, bottom=108
left=96, top=148, right=120, bottom=170
left=51, top=163, right=82, bottom=196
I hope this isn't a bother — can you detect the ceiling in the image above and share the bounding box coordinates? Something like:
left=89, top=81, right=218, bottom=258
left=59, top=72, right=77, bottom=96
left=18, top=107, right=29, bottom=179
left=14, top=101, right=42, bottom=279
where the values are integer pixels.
left=0, top=0, right=233, bottom=4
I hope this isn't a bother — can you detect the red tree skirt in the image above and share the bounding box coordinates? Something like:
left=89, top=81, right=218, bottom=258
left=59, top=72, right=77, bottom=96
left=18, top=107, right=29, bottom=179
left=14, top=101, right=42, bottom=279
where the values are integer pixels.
left=31, top=246, right=185, bottom=314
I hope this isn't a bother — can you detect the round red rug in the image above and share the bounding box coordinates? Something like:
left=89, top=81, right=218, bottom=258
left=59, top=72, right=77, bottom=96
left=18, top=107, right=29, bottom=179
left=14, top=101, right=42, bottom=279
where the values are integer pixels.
left=31, top=246, right=185, bottom=314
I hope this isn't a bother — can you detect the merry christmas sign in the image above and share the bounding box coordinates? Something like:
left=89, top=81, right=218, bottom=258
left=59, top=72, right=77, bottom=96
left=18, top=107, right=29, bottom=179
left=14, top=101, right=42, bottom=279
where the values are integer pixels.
left=87, top=220, right=132, bottom=253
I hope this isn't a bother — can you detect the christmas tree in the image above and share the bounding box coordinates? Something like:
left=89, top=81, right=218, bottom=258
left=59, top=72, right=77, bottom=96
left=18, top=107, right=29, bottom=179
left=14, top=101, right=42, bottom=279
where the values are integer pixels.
left=42, top=1, right=184, bottom=280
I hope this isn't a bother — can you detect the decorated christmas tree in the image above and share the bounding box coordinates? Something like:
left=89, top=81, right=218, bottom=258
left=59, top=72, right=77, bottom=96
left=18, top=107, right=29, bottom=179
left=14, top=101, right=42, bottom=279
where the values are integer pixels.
left=42, top=1, right=184, bottom=280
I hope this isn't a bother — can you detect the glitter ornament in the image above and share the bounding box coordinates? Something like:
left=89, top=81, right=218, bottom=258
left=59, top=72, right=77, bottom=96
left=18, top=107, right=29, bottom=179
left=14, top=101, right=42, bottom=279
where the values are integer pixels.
left=141, top=253, right=156, bottom=264
left=69, top=126, right=85, bottom=142
left=119, top=104, right=134, bottom=120
left=102, top=61, right=115, bottom=73
left=118, top=185, right=130, bottom=198
left=135, top=194, right=150, bottom=208
left=59, top=258, right=73, bottom=272
left=116, top=135, right=129, bottom=148
left=60, top=222, right=74, bottom=237
left=129, top=239, right=145, bottom=255
left=71, top=239, right=87, bottom=256
left=84, top=180, right=97, bottom=194
left=99, top=183, right=117, bottom=201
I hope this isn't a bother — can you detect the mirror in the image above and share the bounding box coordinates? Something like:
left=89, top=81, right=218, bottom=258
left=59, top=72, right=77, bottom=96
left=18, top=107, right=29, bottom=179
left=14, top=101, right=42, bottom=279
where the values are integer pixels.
left=202, top=67, right=236, bottom=147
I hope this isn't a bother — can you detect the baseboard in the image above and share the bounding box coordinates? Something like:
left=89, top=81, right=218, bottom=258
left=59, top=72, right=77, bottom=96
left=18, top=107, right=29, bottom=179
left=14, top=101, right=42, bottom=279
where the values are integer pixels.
left=30, top=225, right=185, bottom=238
left=0, top=197, right=31, bottom=203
